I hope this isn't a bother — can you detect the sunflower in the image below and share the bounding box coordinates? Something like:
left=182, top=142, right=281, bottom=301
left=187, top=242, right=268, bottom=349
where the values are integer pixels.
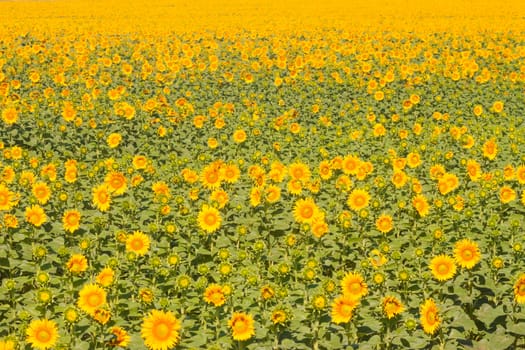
left=0, top=339, right=15, bottom=350
left=331, top=294, right=358, bottom=324
left=0, top=184, right=17, bottom=211
left=66, top=254, right=88, bottom=274
left=107, top=133, right=122, bottom=148
left=412, top=194, right=430, bottom=217
left=133, top=155, right=148, bottom=170
left=420, top=299, right=440, bottom=335
left=499, top=186, right=516, bottom=204
left=293, top=197, right=319, bottom=224
left=210, top=189, right=229, bottom=208
left=233, top=129, right=247, bottom=143
left=438, top=173, right=459, bottom=195
left=288, top=162, right=311, bottom=182
left=311, top=220, right=329, bottom=238
left=430, top=254, right=456, bottom=281
left=287, top=179, right=303, bottom=195
left=78, top=283, right=107, bottom=316
left=109, top=326, right=130, bottom=347
left=264, top=185, right=281, bottom=203
left=26, top=319, right=59, bottom=350
left=382, top=296, right=404, bottom=319
left=197, top=204, right=221, bottom=233
left=1, top=107, right=18, bottom=125
left=25, top=205, right=47, bottom=227
left=105, top=172, right=127, bottom=195
left=391, top=170, right=408, bottom=188
left=341, top=272, right=368, bottom=300
left=466, top=160, right=481, bottom=181
left=32, top=182, right=51, bottom=205
left=516, top=166, right=525, bottom=184
left=126, top=231, right=151, bottom=256
left=482, top=138, right=497, bottom=160
left=62, top=209, right=81, bottom=233
left=318, top=160, right=332, bottom=180
left=200, top=164, right=222, bottom=189
left=375, top=214, right=393, bottom=233
left=492, top=100, right=504, bottom=113
left=271, top=309, right=287, bottom=325
left=203, top=284, right=226, bottom=307
left=228, top=312, right=255, bottom=341
left=514, top=274, right=525, bottom=304
left=341, top=155, right=360, bottom=175
left=347, top=189, right=370, bottom=212
left=454, top=239, right=481, bottom=269
left=221, top=163, right=240, bottom=183
left=92, top=184, right=111, bottom=212
left=96, top=267, right=115, bottom=287
left=141, top=310, right=181, bottom=350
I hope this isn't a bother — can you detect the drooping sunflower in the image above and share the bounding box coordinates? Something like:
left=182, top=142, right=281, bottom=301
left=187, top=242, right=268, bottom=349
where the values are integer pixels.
left=412, top=194, right=430, bottom=217
left=375, top=214, right=393, bottom=233
left=347, top=189, right=370, bottom=212
left=514, top=274, right=525, bottom=304
left=203, top=284, right=226, bottom=307
left=341, top=272, right=368, bottom=300
left=430, top=254, right=457, bottom=281
left=96, top=267, right=115, bottom=287
left=197, top=204, right=222, bottom=233
left=331, top=294, right=358, bottom=324
left=382, top=296, right=404, bottom=319
left=26, top=319, right=59, bottom=350
left=293, top=197, right=319, bottom=224
left=420, top=299, right=440, bottom=335
left=141, top=310, right=181, bottom=350
left=499, top=186, right=516, bottom=204
left=271, top=309, right=287, bottom=325
left=92, top=184, right=111, bottom=212
left=109, top=326, right=130, bottom=347
left=454, top=239, right=481, bottom=269
left=125, top=231, right=151, bottom=257
left=25, top=205, right=47, bottom=227
left=78, top=283, right=107, bottom=316
left=62, top=209, right=81, bottom=233
left=66, top=254, right=88, bottom=274
left=31, top=182, right=51, bottom=205
left=228, top=312, right=255, bottom=341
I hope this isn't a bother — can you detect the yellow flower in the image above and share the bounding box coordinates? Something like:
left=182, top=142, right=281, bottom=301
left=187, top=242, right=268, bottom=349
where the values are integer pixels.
left=141, top=310, right=181, bottom=350
left=499, top=186, right=516, bottom=204
left=78, top=283, right=107, bottom=316
left=492, top=100, right=504, bottom=113
left=454, top=239, right=481, bottom=269
left=0, top=184, right=17, bottom=211
left=104, top=171, right=127, bottom=196
left=271, top=309, right=287, bottom=325
left=26, top=319, right=59, bottom=350
left=412, top=194, right=430, bottom=217
left=126, top=231, right=151, bottom=257
left=331, top=294, right=358, bottom=324
left=233, top=129, right=247, bottom=143
left=203, top=284, right=226, bottom=307
left=420, top=299, right=440, bottom=335
left=92, top=184, right=111, bottom=212
left=198, top=204, right=222, bottom=233
left=32, top=182, right=51, bottom=205
left=482, top=138, right=497, bottom=160
left=96, top=267, right=115, bottom=287
left=293, top=197, right=319, bottom=224
left=347, top=189, right=370, bottom=212
left=341, top=271, right=368, bottom=300
left=228, top=312, right=255, bottom=341
left=107, top=133, right=122, bottom=148
left=375, top=214, right=393, bottom=233
left=430, top=254, right=456, bottom=281
left=514, top=274, right=525, bottom=304
left=66, top=254, right=88, bottom=274
left=25, top=205, right=47, bottom=227
left=1, top=107, right=18, bottom=125
left=62, top=209, right=81, bottom=233
left=109, top=326, right=130, bottom=347
left=382, top=296, right=404, bottom=319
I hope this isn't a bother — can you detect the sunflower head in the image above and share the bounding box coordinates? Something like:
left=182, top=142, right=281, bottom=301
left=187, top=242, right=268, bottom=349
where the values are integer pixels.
left=141, top=310, right=181, bottom=350
left=430, top=254, right=456, bottom=281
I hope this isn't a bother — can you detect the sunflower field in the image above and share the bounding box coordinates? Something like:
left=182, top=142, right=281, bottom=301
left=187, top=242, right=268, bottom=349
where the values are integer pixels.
left=1, top=0, right=525, bottom=349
